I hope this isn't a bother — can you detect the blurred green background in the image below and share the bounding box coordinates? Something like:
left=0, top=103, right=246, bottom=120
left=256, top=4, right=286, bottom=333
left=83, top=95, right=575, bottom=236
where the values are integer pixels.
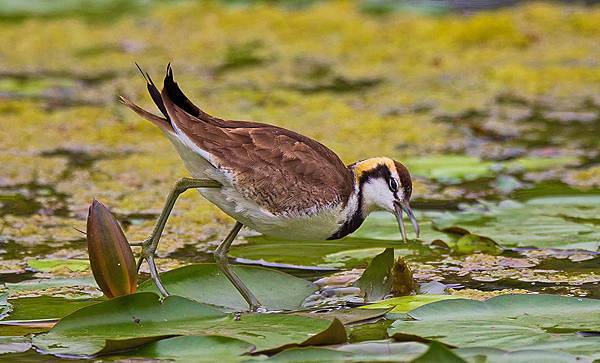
left=0, top=0, right=599, bottom=359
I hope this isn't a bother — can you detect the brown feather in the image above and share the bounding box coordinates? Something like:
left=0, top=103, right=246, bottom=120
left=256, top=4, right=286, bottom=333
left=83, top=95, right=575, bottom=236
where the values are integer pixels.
left=118, top=96, right=174, bottom=133
left=158, top=73, right=354, bottom=214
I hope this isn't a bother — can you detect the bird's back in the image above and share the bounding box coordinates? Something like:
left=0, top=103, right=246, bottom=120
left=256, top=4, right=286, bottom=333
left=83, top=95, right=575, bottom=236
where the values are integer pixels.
left=122, top=66, right=355, bottom=221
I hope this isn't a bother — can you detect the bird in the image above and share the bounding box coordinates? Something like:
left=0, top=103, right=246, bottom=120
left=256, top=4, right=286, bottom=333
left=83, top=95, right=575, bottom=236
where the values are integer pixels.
left=120, top=64, right=419, bottom=312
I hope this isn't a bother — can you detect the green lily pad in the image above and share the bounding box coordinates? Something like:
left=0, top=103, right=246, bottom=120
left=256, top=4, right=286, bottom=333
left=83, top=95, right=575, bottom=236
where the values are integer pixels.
left=351, top=212, right=448, bottom=242
left=456, top=346, right=592, bottom=363
left=33, top=292, right=343, bottom=356
left=263, top=341, right=429, bottom=362
left=388, top=294, right=600, bottom=357
left=0, top=336, right=31, bottom=355
left=128, top=335, right=255, bottom=361
left=503, top=156, right=579, bottom=172
left=0, top=294, right=11, bottom=320
left=4, top=296, right=100, bottom=321
left=299, top=309, right=391, bottom=330
left=433, top=196, right=600, bottom=250
left=26, top=259, right=90, bottom=273
left=231, top=234, right=431, bottom=269
left=405, top=155, right=495, bottom=183
left=33, top=293, right=227, bottom=356
left=404, top=155, right=580, bottom=184
left=361, top=295, right=464, bottom=315
left=138, top=263, right=317, bottom=311
left=3, top=277, right=98, bottom=293
left=353, top=248, right=394, bottom=301
left=435, top=232, right=504, bottom=255
left=414, top=341, right=467, bottom=363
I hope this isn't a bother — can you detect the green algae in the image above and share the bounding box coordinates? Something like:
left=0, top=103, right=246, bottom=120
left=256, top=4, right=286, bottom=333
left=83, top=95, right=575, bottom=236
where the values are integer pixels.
left=1, top=1, right=599, bottom=360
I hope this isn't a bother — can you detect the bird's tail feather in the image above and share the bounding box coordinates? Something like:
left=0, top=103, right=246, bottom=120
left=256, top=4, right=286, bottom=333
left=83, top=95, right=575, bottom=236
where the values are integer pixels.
left=118, top=95, right=174, bottom=133
left=163, top=63, right=216, bottom=123
left=121, top=63, right=215, bottom=132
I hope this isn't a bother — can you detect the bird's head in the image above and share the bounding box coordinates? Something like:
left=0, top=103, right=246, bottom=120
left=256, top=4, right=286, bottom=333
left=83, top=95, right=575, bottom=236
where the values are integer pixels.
left=350, top=157, right=419, bottom=241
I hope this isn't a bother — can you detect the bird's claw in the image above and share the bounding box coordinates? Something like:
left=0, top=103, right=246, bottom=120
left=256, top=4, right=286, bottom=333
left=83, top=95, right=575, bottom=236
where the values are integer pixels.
left=134, top=236, right=170, bottom=297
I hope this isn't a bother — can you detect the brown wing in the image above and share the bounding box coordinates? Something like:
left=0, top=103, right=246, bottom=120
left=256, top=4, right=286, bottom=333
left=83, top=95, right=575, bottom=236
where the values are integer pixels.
left=159, top=66, right=354, bottom=214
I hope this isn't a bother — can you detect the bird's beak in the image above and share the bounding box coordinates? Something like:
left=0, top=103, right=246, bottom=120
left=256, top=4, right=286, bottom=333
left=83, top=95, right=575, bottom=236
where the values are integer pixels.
left=394, top=201, right=420, bottom=242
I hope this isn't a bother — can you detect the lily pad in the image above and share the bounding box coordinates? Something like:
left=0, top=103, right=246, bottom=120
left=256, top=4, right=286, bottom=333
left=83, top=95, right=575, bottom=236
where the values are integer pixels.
left=435, top=231, right=504, bottom=255
left=405, top=155, right=495, bottom=183
left=0, top=336, right=31, bottom=355
left=0, top=294, right=11, bottom=320
left=456, top=346, right=592, bottom=363
left=33, top=293, right=226, bottom=356
left=3, top=277, right=100, bottom=298
left=230, top=229, right=436, bottom=269
left=353, top=248, right=394, bottom=301
left=388, top=294, right=600, bottom=357
left=433, top=196, right=600, bottom=250
left=351, top=212, right=445, bottom=241
left=138, top=263, right=317, bottom=311
left=231, top=234, right=432, bottom=269
left=361, top=295, right=464, bottom=315
left=404, top=155, right=580, bottom=184
left=264, top=341, right=429, bottom=362
left=503, top=156, right=579, bottom=172
left=26, top=259, right=90, bottom=273
left=414, top=341, right=467, bottom=363
left=33, top=292, right=343, bottom=356
left=128, top=335, right=255, bottom=361
left=4, top=296, right=99, bottom=321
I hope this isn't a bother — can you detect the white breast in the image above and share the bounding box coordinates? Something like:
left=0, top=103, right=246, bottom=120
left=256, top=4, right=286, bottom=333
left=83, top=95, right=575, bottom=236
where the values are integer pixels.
left=199, top=186, right=350, bottom=240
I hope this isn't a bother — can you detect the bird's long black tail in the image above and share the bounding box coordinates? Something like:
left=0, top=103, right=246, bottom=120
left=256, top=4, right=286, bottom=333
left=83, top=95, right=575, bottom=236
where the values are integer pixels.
left=162, top=63, right=215, bottom=122
left=135, top=62, right=170, bottom=122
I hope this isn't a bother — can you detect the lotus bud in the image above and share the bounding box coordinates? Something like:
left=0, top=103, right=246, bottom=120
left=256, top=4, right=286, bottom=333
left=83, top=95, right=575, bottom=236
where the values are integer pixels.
left=86, top=199, right=136, bottom=298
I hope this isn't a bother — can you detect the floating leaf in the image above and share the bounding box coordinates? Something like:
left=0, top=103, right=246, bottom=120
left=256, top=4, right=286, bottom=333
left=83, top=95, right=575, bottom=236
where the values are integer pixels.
left=128, top=335, right=255, bottom=361
left=361, top=295, right=463, bottom=315
left=353, top=248, right=394, bottom=301
left=264, top=341, right=429, bottom=362
left=258, top=318, right=346, bottom=354
left=351, top=212, right=465, bottom=243
left=456, top=346, right=591, bottom=363
left=33, top=293, right=226, bottom=356
left=86, top=199, right=136, bottom=298
left=138, top=263, right=317, bottom=311
left=388, top=294, right=600, bottom=357
left=404, top=155, right=580, bottom=184
left=433, top=196, right=600, bottom=250
left=33, top=292, right=343, bottom=356
left=0, top=294, right=12, bottom=320
left=0, top=336, right=31, bottom=355
left=437, top=231, right=504, bottom=255
left=413, top=341, right=467, bottom=363
left=503, top=156, right=579, bottom=172
left=231, top=235, right=424, bottom=269
left=405, top=155, right=495, bottom=183
left=3, top=296, right=99, bottom=322
left=2, top=277, right=99, bottom=298
left=293, top=307, right=390, bottom=325
left=26, top=259, right=90, bottom=273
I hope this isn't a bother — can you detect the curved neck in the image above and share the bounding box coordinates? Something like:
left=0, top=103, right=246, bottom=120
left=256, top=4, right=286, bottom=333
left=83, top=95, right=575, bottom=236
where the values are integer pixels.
left=327, top=178, right=366, bottom=240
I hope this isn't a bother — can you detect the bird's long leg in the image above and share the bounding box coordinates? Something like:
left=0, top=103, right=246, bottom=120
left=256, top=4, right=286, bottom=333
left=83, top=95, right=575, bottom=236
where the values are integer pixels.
left=215, top=222, right=265, bottom=312
left=136, top=177, right=221, bottom=297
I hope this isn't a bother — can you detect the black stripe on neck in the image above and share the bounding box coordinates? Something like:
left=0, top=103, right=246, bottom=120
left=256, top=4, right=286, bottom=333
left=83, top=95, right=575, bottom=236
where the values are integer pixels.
left=327, top=163, right=392, bottom=240
left=327, top=186, right=364, bottom=240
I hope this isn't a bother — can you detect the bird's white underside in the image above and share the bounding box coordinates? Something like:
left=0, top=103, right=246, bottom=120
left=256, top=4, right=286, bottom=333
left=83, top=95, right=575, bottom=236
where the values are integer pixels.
left=164, top=128, right=360, bottom=240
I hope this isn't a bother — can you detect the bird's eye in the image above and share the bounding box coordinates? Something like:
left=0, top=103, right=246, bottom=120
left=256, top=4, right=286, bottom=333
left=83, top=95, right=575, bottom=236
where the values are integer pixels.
left=389, top=178, right=399, bottom=193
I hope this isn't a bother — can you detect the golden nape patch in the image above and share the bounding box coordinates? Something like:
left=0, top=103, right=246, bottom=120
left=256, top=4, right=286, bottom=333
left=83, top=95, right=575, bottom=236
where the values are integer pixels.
left=352, top=157, right=396, bottom=180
